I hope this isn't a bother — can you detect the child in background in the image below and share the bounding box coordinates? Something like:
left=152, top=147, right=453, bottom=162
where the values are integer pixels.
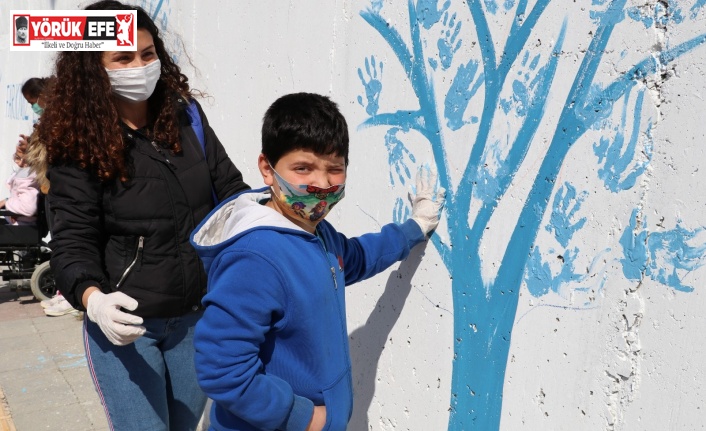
left=0, top=144, right=39, bottom=225
left=192, top=92, right=445, bottom=431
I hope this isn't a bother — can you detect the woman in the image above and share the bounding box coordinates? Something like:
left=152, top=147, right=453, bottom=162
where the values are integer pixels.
left=35, top=1, right=249, bottom=429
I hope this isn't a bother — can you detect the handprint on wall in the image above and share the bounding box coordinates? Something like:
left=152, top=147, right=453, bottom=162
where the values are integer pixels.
left=593, top=89, right=653, bottom=193
left=620, top=209, right=706, bottom=293
left=384, top=127, right=417, bottom=186
left=357, top=56, right=384, bottom=116
left=436, top=11, right=462, bottom=70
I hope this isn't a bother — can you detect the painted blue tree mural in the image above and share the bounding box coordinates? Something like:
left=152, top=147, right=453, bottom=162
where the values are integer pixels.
left=356, top=0, right=706, bottom=429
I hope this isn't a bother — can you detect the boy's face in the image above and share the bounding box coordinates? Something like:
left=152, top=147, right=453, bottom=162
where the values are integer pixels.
left=259, top=149, right=346, bottom=191
left=258, top=149, right=346, bottom=232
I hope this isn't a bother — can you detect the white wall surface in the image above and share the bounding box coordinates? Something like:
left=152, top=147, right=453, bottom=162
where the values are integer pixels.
left=2, top=1, right=705, bottom=430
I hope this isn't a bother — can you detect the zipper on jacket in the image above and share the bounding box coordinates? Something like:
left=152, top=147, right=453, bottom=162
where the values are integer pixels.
left=116, top=236, right=144, bottom=289
left=316, top=230, right=338, bottom=290
left=151, top=141, right=173, bottom=166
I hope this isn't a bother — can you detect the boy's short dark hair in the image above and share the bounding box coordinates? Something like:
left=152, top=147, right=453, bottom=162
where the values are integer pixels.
left=261, top=93, right=349, bottom=166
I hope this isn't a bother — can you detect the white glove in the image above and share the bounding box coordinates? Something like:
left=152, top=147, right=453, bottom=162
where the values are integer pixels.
left=409, top=166, right=445, bottom=235
left=87, top=291, right=146, bottom=346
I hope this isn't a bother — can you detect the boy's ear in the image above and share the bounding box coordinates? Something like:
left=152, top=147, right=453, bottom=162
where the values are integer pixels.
left=258, top=154, right=275, bottom=186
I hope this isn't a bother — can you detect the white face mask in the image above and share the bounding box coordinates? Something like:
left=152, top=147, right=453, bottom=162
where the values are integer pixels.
left=105, top=59, right=161, bottom=103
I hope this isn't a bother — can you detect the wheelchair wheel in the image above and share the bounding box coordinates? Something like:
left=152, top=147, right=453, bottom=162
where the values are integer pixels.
left=30, top=260, right=57, bottom=302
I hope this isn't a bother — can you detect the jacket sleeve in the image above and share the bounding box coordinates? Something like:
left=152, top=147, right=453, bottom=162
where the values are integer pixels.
left=194, top=100, right=250, bottom=201
left=4, top=173, right=39, bottom=217
left=47, top=165, right=108, bottom=310
left=329, top=218, right=425, bottom=286
left=194, top=249, right=314, bottom=431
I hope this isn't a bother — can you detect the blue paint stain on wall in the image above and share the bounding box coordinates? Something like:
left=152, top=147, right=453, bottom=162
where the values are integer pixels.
left=357, top=0, right=706, bottom=429
left=6, top=84, right=30, bottom=121
left=133, top=0, right=170, bottom=31
left=620, top=209, right=706, bottom=292
left=691, top=0, right=706, bottom=18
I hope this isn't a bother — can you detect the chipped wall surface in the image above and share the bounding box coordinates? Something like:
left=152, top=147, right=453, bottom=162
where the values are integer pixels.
left=2, top=1, right=705, bottom=430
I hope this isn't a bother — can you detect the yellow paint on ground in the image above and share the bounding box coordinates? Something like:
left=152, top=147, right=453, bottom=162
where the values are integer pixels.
left=0, top=386, right=16, bottom=431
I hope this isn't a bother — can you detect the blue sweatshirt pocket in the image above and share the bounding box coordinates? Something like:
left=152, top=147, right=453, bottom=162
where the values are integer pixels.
left=321, top=369, right=353, bottom=431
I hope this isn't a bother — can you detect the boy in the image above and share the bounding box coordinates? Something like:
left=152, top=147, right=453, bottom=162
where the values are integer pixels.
left=192, top=93, right=444, bottom=431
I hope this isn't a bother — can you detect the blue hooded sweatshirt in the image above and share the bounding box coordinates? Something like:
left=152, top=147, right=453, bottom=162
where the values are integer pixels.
left=191, top=188, right=425, bottom=431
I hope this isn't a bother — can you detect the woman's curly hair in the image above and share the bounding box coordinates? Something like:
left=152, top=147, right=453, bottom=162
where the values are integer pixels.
left=36, top=0, right=192, bottom=182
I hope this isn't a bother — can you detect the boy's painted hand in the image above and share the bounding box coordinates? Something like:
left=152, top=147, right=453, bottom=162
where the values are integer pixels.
left=87, top=290, right=146, bottom=346
left=409, top=166, right=445, bottom=236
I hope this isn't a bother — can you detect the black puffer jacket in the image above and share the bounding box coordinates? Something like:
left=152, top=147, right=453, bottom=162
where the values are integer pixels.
left=48, top=98, right=250, bottom=318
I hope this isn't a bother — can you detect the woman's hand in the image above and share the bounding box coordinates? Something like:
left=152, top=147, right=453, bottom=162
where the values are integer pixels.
left=306, top=405, right=327, bottom=431
left=83, top=287, right=146, bottom=346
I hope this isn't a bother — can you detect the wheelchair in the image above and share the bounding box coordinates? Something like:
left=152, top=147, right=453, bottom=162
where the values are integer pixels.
left=0, top=193, right=56, bottom=301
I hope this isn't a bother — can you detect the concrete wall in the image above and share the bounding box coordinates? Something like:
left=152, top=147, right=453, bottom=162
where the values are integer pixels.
left=2, top=1, right=705, bottom=430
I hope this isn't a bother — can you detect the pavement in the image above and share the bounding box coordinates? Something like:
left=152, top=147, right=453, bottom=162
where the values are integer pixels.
left=0, top=281, right=213, bottom=431
left=0, top=281, right=108, bottom=431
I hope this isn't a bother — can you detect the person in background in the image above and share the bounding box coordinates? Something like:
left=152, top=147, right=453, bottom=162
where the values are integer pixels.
left=0, top=144, right=39, bottom=225
left=20, top=76, right=54, bottom=194
left=21, top=77, right=50, bottom=118
left=16, top=75, right=73, bottom=315
left=35, top=1, right=250, bottom=429
left=192, top=92, right=445, bottom=431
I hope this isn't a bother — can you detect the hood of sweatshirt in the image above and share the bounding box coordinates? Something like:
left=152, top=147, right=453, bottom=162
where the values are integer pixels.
left=191, top=187, right=309, bottom=273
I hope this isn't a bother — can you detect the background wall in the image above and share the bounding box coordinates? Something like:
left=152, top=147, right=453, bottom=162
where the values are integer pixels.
left=2, top=1, right=705, bottom=430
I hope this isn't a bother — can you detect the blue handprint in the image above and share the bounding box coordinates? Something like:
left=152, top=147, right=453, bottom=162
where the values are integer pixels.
left=357, top=56, right=383, bottom=116
left=437, top=11, right=462, bottom=71
left=444, top=60, right=483, bottom=130
left=546, top=182, right=588, bottom=248
left=384, top=127, right=417, bottom=186
left=593, top=89, right=653, bottom=193
left=500, top=50, right=542, bottom=116
left=416, top=0, right=451, bottom=29
left=620, top=209, right=706, bottom=293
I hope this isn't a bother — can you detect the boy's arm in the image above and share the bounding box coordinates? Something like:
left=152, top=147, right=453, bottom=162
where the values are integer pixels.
left=333, top=167, right=445, bottom=285
left=332, top=219, right=424, bottom=286
left=194, top=250, right=314, bottom=431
